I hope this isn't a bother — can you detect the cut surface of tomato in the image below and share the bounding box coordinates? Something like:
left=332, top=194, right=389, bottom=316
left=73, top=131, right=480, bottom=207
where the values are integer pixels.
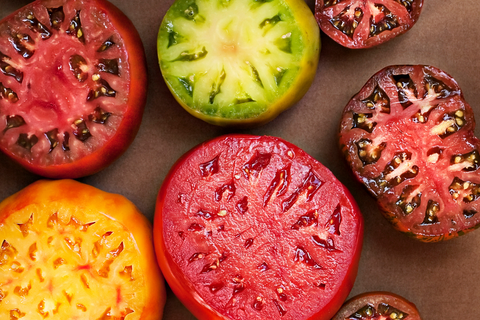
left=0, top=0, right=146, bottom=178
left=332, top=292, right=422, bottom=320
left=0, top=179, right=165, bottom=319
left=339, top=65, right=480, bottom=241
left=154, top=134, right=363, bottom=320
left=315, top=0, right=423, bottom=49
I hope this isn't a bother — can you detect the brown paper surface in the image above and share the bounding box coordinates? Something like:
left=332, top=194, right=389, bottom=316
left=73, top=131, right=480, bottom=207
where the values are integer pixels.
left=1, top=1, right=479, bottom=319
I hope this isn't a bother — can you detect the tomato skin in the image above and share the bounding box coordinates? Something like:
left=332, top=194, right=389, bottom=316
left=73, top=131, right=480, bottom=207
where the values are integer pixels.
left=0, top=179, right=165, bottom=319
left=0, top=0, right=147, bottom=179
left=332, top=292, right=422, bottom=320
left=154, top=134, right=363, bottom=320
left=315, top=0, right=423, bottom=49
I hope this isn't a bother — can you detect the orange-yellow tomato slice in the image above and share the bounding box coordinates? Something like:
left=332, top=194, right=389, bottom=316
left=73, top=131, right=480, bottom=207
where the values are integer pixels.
left=0, top=179, right=165, bottom=319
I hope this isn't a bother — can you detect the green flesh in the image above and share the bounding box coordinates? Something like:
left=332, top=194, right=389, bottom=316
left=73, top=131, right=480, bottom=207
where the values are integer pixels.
left=158, top=0, right=307, bottom=120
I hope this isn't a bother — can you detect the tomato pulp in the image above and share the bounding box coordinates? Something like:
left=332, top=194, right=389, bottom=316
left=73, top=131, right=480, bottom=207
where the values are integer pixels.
left=339, top=65, right=480, bottom=241
left=0, top=0, right=146, bottom=178
left=0, top=179, right=165, bottom=319
left=315, top=0, right=423, bottom=49
left=154, top=134, right=363, bottom=320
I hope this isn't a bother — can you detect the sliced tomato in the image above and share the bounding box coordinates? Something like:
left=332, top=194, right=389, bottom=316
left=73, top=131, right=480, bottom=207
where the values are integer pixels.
left=0, top=179, right=165, bottom=319
left=339, top=65, right=480, bottom=241
left=154, top=134, right=363, bottom=320
left=332, top=292, right=422, bottom=320
left=315, top=0, right=423, bottom=49
left=0, top=0, right=146, bottom=178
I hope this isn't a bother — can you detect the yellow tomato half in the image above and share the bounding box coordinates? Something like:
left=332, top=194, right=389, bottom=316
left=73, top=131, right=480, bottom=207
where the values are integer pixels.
left=0, top=179, right=165, bottom=319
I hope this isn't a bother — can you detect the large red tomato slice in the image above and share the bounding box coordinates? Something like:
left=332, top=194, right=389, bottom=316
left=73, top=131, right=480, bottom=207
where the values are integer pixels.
left=154, top=134, right=363, bottom=320
left=0, top=179, right=165, bottom=319
left=332, top=292, right=422, bottom=320
left=315, top=0, right=423, bottom=49
left=0, top=0, right=146, bottom=178
left=339, top=65, right=480, bottom=241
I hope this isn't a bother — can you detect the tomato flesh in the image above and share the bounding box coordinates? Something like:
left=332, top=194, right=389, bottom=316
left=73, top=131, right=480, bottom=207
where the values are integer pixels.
left=315, top=0, right=423, bottom=48
left=0, top=179, right=165, bottom=319
left=0, top=0, right=146, bottom=178
left=332, top=292, right=422, bottom=320
left=339, top=65, right=480, bottom=241
left=155, top=134, right=363, bottom=320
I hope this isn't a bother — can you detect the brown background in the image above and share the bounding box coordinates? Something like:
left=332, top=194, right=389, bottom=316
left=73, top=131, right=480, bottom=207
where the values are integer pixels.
left=1, top=0, right=479, bottom=319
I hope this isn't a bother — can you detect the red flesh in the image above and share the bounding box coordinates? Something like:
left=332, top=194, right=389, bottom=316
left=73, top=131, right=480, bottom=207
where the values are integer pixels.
left=332, top=291, right=422, bottom=320
left=315, top=0, right=423, bottom=49
left=154, top=134, right=363, bottom=320
left=339, top=65, right=480, bottom=241
left=0, top=0, right=146, bottom=178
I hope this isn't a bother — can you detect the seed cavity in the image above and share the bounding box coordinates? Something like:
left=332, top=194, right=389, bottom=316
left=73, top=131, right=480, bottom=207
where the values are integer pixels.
left=66, top=11, right=85, bottom=43
left=199, top=155, right=219, bottom=177
left=10, top=33, right=35, bottom=59
left=188, top=252, right=207, bottom=263
left=291, top=209, right=318, bottom=230
left=87, top=79, right=117, bottom=101
left=369, top=4, right=399, bottom=37
left=47, top=6, right=65, bottom=30
left=0, top=52, right=23, bottom=82
left=282, top=170, right=322, bottom=212
left=245, top=61, right=263, bottom=88
left=88, top=106, right=112, bottom=124
left=43, top=128, right=59, bottom=152
left=97, top=36, right=115, bottom=52
left=433, top=110, right=465, bottom=138
left=330, top=6, right=363, bottom=38
left=0, top=83, right=19, bottom=103
left=273, top=299, right=287, bottom=316
left=244, top=237, right=254, bottom=249
left=275, top=32, right=292, bottom=53
left=236, top=196, right=249, bottom=214
left=396, top=185, right=422, bottom=215
left=17, top=214, right=34, bottom=237
left=424, top=74, right=455, bottom=99
left=450, top=150, right=479, bottom=172
left=326, top=205, right=342, bottom=235
left=352, top=113, right=376, bottom=133
left=72, top=119, right=91, bottom=142
left=294, top=247, right=321, bottom=269
left=17, top=133, right=38, bottom=151
left=3, top=115, right=25, bottom=134
left=201, top=253, right=227, bottom=273
left=324, top=0, right=343, bottom=8
left=187, top=223, right=204, bottom=232
left=393, top=74, right=417, bottom=109
left=312, top=236, right=339, bottom=252
left=264, top=165, right=290, bottom=206
left=97, top=242, right=124, bottom=278
left=97, top=59, right=119, bottom=76
left=209, top=69, right=226, bottom=103
left=362, top=84, right=391, bottom=113
left=243, top=151, right=271, bottom=179
left=449, top=177, right=480, bottom=203
left=356, top=139, right=386, bottom=166
left=10, top=309, right=26, bottom=320
left=178, top=75, right=195, bottom=98
left=257, top=262, right=269, bottom=272
left=23, top=12, right=52, bottom=39
left=215, top=181, right=236, bottom=201
left=274, top=67, right=287, bottom=87
left=173, top=46, right=208, bottom=62
left=252, top=296, right=264, bottom=311
left=62, top=132, right=70, bottom=151
left=377, top=302, right=409, bottom=319
left=69, top=54, right=89, bottom=82
left=421, top=200, right=440, bottom=225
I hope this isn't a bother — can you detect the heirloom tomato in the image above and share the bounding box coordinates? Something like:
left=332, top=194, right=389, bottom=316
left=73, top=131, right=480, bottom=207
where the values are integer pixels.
left=154, top=134, right=363, bottom=320
left=0, top=179, right=165, bottom=319
left=0, top=0, right=147, bottom=178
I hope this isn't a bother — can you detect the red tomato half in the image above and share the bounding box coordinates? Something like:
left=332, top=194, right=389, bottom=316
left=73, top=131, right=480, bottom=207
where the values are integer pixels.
left=332, top=292, right=422, bottom=320
left=315, top=0, right=423, bottom=49
left=154, top=134, right=364, bottom=320
left=0, top=0, right=146, bottom=178
left=339, top=65, right=480, bottom=241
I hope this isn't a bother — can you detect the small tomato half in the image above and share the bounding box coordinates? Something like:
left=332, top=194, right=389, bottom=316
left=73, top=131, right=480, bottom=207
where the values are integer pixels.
left=0, top=0, right=147, bottom=178
left=0, top=179, right=165, bottom=319
left=154, top=134, right=363, bottom=320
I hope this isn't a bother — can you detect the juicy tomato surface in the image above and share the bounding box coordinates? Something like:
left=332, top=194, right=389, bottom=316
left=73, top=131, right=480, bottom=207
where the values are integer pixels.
left=315, top=0, right=423, bottom=49
left=0, top=0, right=147, bottom=178
left=0, top=179, right=165, bottom=319
left=339, top=65, right=480, bottom=241
left=154, top=134, right=363, bottom=320
left=332, top=292, right=422, bottom=320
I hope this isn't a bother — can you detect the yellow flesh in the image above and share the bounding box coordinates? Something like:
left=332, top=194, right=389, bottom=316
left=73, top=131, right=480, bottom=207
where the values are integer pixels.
left=0, top=203, right=146, bottom=319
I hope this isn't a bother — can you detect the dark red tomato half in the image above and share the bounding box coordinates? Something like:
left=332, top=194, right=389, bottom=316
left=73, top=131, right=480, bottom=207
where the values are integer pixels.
left=315, top=0, right=423, bottom=49
left=332, top=292, right=422, bottom=320
left=339, top=65, right=480, bottom=242
left=0, top=0, right=146, bottom=178
left=154, top=134, right=364, bottom=320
